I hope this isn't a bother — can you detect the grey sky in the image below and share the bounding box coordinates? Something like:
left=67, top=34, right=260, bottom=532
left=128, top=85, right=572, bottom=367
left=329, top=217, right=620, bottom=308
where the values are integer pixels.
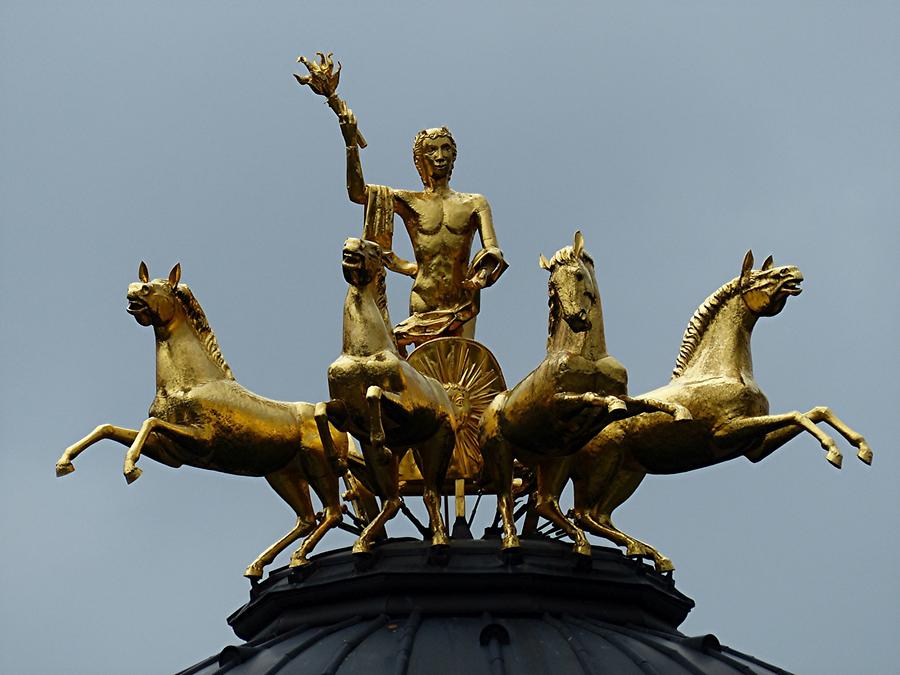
left=1, top=2, right=897, bottom=673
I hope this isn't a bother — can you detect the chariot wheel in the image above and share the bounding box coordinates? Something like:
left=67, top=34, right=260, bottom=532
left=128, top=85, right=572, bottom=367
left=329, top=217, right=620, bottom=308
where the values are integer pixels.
left=405, top=337, right=506, bottom=482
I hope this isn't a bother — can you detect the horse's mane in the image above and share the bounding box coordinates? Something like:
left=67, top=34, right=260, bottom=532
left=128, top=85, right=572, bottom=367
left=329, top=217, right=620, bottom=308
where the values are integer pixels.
left=546, top=246, right=595, bottom=350
left=173, top=284, right=235, bottom=380
left=671, top=276, right=741, bottom=380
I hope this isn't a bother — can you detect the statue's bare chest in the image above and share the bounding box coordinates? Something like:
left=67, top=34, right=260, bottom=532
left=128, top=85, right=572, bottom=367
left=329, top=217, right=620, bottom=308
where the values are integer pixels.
left=408, top=196, right=475, bottom=236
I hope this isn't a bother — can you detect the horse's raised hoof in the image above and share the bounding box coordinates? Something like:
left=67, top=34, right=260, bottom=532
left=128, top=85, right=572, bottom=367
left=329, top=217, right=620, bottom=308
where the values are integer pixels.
left=607, top=398, right=628, bottom=419
left=858, top=444, right=873, bottom=465
left=56, top=461, right=75, bottom=477
left=124, top=466, right=143, bottom=484
left=428, top=544, right=450, bottom=567
left=243, top=563, right=264, bottom=580
left=825, top=448, right=843, bottom=469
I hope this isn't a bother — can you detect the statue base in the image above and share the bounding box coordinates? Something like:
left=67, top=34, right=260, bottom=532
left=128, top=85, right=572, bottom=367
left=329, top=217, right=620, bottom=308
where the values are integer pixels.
left=178, top=538, right=789, bottom=674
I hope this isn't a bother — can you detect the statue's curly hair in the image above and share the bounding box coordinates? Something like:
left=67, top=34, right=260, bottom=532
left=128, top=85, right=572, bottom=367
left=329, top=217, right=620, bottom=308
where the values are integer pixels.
left=413, top=127, right=457, bottom=185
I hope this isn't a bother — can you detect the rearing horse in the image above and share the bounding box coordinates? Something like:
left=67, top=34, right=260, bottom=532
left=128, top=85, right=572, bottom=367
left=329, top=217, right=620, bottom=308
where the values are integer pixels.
left=315, top=238, right=457, bottom=556
left=55, top=262, right=348, bottom=578
left=479, top=232, right=688, bottom=557
left=569, top=251, right=873, bottom=571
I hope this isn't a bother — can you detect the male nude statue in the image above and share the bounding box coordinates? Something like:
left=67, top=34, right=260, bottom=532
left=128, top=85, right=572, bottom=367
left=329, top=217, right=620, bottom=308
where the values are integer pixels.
left=337, top=108, right=507, bottom=348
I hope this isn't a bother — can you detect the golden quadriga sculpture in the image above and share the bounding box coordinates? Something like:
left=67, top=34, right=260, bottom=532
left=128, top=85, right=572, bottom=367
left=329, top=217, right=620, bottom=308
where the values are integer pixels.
left=563, top=251, right=873, bottom=571
left=55, top=52, right=874, bottom=580
left=55, top=263, right=349, bottom=578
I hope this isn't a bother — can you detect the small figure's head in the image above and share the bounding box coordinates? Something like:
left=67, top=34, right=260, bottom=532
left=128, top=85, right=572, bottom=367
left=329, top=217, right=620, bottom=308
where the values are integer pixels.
left=540, top=231, right=597, bottom=333
left=342, top=237, right=386, bottom=287
left=738, top=250, right=803, bottom=317
left=126, top=261, right=182, bottom=327
left=413, top=127, right=457, bottom=187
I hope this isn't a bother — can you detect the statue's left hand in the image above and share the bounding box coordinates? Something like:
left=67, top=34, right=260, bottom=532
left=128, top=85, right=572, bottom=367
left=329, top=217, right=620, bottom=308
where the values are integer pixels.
left=467, top=246, right=508, bottom=289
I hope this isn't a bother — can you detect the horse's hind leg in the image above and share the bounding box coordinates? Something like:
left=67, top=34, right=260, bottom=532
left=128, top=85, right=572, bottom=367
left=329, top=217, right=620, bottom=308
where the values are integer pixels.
left=413, top=425, right=455, bottom=549
left=244, top=469, right=317, bottom=579
left=533, top=457, right=591, bottom=557
left=573, top=468, right=673, bottom=572
left=56, top=425, right=139, bottom=476
left=290, top=465, right=343, bottom=569
left=353, top=445, right=402, bottom=555
left=479, top=398, right=520, bottom=551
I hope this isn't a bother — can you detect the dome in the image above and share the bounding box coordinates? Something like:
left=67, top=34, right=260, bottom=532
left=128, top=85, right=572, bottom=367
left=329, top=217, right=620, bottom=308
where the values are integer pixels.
left=178, top=538, right=789, bottom=674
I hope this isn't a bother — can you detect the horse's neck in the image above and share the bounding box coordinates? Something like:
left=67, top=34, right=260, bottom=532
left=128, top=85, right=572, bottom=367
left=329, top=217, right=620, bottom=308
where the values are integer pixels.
left=343, top=285, right=397, bottom=357
left=154, top=316, right=227, bottom=391
left=678, top=297, right=757, bottom=382
left=548, top=298, right=607, bottom=361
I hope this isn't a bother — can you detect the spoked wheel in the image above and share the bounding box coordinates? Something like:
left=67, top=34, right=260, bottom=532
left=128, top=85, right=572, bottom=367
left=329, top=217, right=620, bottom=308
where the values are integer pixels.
left=405, top=337, right=506, bottom=482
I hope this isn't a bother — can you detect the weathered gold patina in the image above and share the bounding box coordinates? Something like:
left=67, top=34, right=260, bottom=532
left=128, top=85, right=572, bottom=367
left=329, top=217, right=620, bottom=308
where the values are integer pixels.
left=568, top=252, right=873, bottom=571
left=296, top=52, right=508, bottom=348
left=55, top=263, right=348, bottom=578
left=315, top=238, right=458, bottom=556
left=479, top=232, right=690, bottom=558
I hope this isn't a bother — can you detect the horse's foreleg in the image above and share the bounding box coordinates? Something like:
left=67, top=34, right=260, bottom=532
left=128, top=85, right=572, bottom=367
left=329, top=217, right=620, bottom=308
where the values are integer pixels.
left=743, top=407, right=873, bottom=466
left=365, top=386, right=392, bottom=465
left=244, top=469, right=317, bottom=579
left=533, top=458, right=591, bottom=557
left=714, top=411, right=844, bottom=468
left=315, top=401, right=348, bottom=474
left=810, top=407, right=872, bottom=465
left=56, top=424, right=139, bottom=476
left=554, top=392, right=627, bottom=416
left=123, top=418, right=208, bottom=483
left=624, top=396, right=692, bottom=421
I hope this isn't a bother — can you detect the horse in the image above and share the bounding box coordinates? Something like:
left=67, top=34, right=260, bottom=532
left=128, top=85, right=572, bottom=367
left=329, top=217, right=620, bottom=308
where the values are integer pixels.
left=569, top=251, right=873, bottom=571
left=479, top=232, right=689, bottom=558
left=55, top=262, right=349, bottom=578
left=314, top=238, right=457, bottom=556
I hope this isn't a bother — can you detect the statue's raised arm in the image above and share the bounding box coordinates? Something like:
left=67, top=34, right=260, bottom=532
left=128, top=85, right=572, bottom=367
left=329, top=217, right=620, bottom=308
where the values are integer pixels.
left=295, top=53, right=508, bottom=349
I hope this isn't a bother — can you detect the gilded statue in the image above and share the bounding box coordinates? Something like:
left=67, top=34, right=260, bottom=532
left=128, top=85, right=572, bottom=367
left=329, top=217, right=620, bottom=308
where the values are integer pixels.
left=479, top=232, right=689, bottom=558
left=296, top=52, right=508, bottom=348
left=314, top=238, right=458, bottom=556
left=568, top=251, right=873, bottom=571
left=55, top=262, right=349, bottom=578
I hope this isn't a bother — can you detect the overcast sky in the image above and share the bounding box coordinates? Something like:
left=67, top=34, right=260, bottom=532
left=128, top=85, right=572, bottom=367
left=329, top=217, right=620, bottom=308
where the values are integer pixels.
left=2, top=2, right=898, bottom=673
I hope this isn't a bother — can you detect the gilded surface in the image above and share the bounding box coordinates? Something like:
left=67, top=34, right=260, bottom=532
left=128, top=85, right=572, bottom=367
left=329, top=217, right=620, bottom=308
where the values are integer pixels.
left=56, top=263, right=349, bottom=578
left=568, top=252, right=873, bottom=570
left=297, top=53, right=508, bottom=348
left=317, top=238, right=458, bottom=555
left=55, top=53, right=874, bottom=579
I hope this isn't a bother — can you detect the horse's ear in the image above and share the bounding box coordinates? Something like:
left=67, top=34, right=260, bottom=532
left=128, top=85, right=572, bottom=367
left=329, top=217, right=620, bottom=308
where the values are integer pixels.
left=168, top=263, right=182, bottom=288
left=761, top=255, right=774, bottom=270
left=740, top=250, right=754, bottom=283
left=138, top=261, right=149, bottom=283
left=573, top=230, right=584, bottom=258
left=539, top=254, right=551, bottom=271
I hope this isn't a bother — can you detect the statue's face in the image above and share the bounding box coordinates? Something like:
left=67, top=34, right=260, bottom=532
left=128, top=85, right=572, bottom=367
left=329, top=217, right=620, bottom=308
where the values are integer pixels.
left=420, top=135, right=455, bottom=181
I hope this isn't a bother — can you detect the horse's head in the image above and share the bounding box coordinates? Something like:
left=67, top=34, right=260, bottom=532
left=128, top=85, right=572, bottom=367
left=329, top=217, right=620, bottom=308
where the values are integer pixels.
left=126, top=261, right=183, bottom=327
left=540, top=231, right=598, bottom=333
left=739, top=250, right=803, bottom=318
left=342, top=237, right=387, bottom=287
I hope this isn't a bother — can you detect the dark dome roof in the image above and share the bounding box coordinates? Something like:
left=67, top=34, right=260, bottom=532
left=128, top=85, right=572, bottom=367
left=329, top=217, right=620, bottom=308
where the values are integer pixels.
left=178, top=538, right=790, bottom=675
